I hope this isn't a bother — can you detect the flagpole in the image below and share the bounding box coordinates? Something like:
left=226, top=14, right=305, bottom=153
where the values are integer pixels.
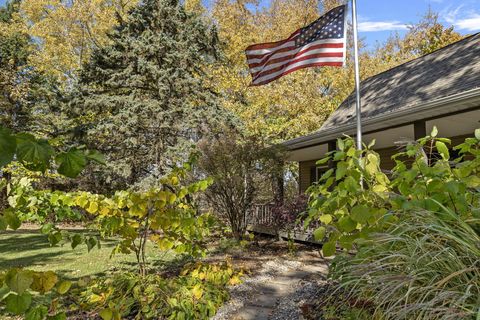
left=351, top=0, right=362, bottom=151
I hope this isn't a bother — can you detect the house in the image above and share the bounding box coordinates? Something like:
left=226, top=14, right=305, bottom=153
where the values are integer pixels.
left=283, top=32, right=480, bottom=193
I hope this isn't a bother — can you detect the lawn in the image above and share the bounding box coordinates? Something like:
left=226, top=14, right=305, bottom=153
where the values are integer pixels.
left=0, top=228, right=177, bottom=280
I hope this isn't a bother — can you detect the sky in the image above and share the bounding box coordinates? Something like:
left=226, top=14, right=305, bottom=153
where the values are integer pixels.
left=352, top=0, right=480, bottom=47
left=1, top=0, right=479, bottom=48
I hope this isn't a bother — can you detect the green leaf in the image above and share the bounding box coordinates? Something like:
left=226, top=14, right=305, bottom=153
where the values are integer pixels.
left=336, top=162, right=347, bottom=181
left=435, top=141, right=449, bottom=160
left=5, top=292, right=32, bottom=315
left=313, top=227, right=326, bottom=241
left=198, top=180, right=210, bottom=191
left=99, top=309, right=113, bottom=320
left=25, top=305, right=48, bottom=320
left=337, top=138, right=344, bottom=151
left=56, top=280, right=72, bottom=295
left=156, top=238, right=174, bottom=251
left=5, top=269, right=33, bottom=294
left=337, top=216, right=357, bottom=233
left=4, top=209, right=21, bottom=230
left=338, top=234, right=357, bottom=250
left=367, top=139, right=376, bottom=149
left=463, top=175, right=480, bottom=188
left=31, top=271, right=57, bottom=294
left=333, top=151, right=345, bottom=161
left=85, top=150, right=106, bottom=165
left=475, top=129, right=480, bottom=140
left=40, top=223, right=54, bottom=234
left=431, top=126, right=438, bottom=137
left=319, top=214, right=333, bottom=225
left=322, top=241, right=336, bottom=257
left=47, top=312, right=67, bottom=320
left=351, top=205, right=370, bottom=224
left=56, top=148, right=88, bottom=178
left=71, top=234, right=83, bottom=249
left=16, top=133, right=54, bottom=172
left=316, top=157, right=329, bottom=165
left=0, top=126, right=16, bottom=168
left=86, top=237, right=97, bottom=252
left=48, top=232, right=62, bottom=246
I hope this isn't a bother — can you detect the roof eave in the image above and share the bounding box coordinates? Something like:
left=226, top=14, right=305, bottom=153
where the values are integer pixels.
left=283, top=87, right=480, bottom=151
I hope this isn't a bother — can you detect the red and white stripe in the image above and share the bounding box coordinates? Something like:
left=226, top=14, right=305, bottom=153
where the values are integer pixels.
left=245, top=31, right=345, bottom=86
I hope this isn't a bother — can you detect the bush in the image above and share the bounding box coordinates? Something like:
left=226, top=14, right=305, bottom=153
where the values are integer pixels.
left=198, top=130, right=284, bottom=239
left=331, top=208, right=480, bottom=320
left=269, top=194, right=308, bottom=235
left=71, top=261, right=243, bottom=319
left=306, top=128, right=480, bottom=255
left=306, top=128, right=480, bottom=319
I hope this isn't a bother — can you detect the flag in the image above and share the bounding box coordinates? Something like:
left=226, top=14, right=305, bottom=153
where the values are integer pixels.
left=245, top=4, right=347, bottom=86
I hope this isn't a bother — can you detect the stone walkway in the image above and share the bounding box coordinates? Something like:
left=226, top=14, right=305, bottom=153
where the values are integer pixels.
left=212, top=250, right=329, bottom=320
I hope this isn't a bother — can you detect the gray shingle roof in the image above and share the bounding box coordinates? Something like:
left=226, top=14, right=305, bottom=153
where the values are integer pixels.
left=320, top=32, right=480, bottom=130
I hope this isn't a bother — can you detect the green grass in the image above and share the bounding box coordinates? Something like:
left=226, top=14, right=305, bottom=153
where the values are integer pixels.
left=0, top=229, right=177, bottom=279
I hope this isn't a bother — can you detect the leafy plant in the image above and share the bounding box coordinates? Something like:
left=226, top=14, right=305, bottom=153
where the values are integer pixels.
left=70, top=168, right=216, bottom=276
left=307, top=128, right=480, bottom=256
left=0, top=127, right=104, bottom=319
left=306, top=137, right=392, bottom=255
left=71, top=261, right=243, bottom=320
left=0, top=126, right=104, bottom=177
left=198, top=129, right=285, bottom=240
left=0, top=268, right=71, bottom=318
left=4, top=176, right=82, bottom=224
left=307, top=129, right=480, bottom=319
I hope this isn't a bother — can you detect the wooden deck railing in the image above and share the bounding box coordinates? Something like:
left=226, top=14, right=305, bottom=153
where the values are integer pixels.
left=248, top=202, right=321, bottom=244
left=248, top=202, right=275, bottom=226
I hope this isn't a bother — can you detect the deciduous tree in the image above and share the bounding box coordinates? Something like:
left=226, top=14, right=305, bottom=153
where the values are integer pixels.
left=11, top=0, right=135, bottom=81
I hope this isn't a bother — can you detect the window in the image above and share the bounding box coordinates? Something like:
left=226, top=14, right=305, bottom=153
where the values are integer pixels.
left=315, top=166, right=329, bottom=182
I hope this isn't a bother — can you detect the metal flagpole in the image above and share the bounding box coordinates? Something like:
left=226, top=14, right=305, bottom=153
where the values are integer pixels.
left=351, top=0, right=362, bottom=151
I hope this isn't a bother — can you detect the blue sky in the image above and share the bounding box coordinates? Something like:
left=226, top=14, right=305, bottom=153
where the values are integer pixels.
left=1, top=0, right=479, bottom=47
left=352, top=0, right=480, bottom=47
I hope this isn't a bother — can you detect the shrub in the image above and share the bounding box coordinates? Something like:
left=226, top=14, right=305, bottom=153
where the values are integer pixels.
left=71, top=261, right=243, bottom=319
left=198, top=130, right=284, bottom=239
left=269, top=194, right=308, bottom=235
left=306, top=128, right=480, bottom=256
left=306, top=128, right=480, bottom=319
left=331, top=208, right=480, bottom=320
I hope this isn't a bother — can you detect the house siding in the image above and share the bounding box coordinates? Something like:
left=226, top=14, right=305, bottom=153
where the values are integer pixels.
left=299, top=160, right=317, bottom=193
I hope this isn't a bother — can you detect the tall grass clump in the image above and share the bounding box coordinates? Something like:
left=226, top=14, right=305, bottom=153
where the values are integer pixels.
left=331, top=207, right=480, bottom=320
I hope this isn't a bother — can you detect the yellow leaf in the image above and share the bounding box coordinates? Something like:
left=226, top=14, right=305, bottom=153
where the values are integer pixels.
left=229, top=275, right=242, bottom=286
left=87, top=201, right=98, bottom=214
left=191, top=285, right=203, bottom=299
left=100, top=206, right=110, bottom=215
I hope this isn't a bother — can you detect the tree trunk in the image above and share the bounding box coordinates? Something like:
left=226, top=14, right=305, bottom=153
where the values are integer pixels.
left=273, top=160, right=284, bottom=205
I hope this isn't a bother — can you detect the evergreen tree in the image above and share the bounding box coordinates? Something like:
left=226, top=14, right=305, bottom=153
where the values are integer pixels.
left=74, top=0, right=232, bottom=189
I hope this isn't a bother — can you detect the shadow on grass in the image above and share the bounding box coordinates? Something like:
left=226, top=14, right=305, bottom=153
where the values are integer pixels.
left=0, top=232, right=50, bottom=252
left=0, top=251, right=77, bottom=269
left=0, top=230, right=119, bottom=271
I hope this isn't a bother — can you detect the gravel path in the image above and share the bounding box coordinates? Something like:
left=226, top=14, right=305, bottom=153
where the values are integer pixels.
left=212, top=252, right=329, bottom=320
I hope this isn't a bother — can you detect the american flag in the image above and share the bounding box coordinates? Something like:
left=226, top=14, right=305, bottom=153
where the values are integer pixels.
left=246, top=5, right=347, bottom=86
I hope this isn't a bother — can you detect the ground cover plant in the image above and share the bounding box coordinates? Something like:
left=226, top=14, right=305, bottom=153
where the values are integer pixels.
left=306, top=128, right=480, bottom=319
